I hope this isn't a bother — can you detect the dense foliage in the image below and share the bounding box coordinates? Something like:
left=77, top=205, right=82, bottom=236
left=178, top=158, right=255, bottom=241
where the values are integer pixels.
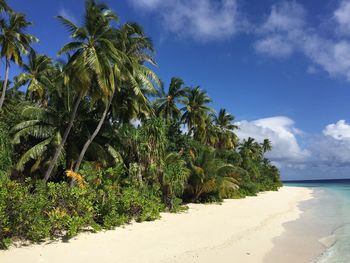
left=0, top=0, right=282, bottom=249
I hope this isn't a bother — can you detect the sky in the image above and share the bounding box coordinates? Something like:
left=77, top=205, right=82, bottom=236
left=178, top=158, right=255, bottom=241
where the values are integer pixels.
left=5, top=0, right=350, bottom=180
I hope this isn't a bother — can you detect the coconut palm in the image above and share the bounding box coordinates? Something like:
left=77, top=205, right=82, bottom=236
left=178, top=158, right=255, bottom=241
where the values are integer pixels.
left=111, top=85, right=153, bottom=124
left=196, top=114, right=219, bottom=146
left=0, top=12, right=37, bottom=110
left=186, top=149, right=239, bottom=202
left=213, top=108, right=238, bottom=131
left=181, top=86, right=213, bottom=136
left=211, top=108, right=238, bottom=150
left=0, top=0, right=10, bottom=12
left=11, top=105, right=62, bottom=174
left=43, top=0, right=121, bottom=181
left=239, top=137, right=262, bottom=178
left=12, top=96, right=116, bottom=179
left=261, top=138, right=272, bottom=153
left=72, top=21, right=160, bottom=174
left=109, top=22, right=158, bottom=125
left=160, top=152, right=190, bottom=209
left=15, top=50, right=53, bottom=104
left=109, top=23, right=158, bottom=125
left=155, top=77, right=187, bottom=121
left=239, top=137, right=261, bottom=159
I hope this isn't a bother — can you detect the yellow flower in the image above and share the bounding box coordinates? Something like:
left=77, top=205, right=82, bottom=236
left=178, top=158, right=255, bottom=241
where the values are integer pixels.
left=65, top=170, right=86, bottom=188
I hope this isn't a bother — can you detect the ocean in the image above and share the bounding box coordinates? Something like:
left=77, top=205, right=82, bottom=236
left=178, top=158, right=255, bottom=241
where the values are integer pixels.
left=285, top=180, right=350, bottom=263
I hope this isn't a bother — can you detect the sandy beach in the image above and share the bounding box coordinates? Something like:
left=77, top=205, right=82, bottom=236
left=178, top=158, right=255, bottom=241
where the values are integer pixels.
left=0, top=186, right=313, bottom=263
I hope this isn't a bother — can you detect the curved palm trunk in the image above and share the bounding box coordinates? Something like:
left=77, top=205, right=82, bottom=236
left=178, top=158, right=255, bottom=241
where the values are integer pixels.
left=43, top=92, right=83, bottom=182
left=0, top=60, right=10, bottom=110
left=73, top=93, right=114, bottom=174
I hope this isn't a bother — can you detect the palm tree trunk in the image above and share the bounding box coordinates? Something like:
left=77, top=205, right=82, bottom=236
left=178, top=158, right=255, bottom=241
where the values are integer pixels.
left=73, top=93, right=114, bottom=173
left=0, top=60, right=10, bottom=110
left=43, top=91, right=83, bottom=182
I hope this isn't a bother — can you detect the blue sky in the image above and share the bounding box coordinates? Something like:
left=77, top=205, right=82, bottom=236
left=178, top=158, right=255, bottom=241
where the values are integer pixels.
left=6, top=0, right=350, bottom=180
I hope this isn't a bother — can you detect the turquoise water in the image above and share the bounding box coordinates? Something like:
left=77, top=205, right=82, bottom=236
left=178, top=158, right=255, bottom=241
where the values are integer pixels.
left=286, top=181, right=350, bottom=263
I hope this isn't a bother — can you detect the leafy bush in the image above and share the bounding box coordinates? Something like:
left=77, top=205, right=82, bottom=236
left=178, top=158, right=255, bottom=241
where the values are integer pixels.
left=0, top=175, right=50, bottom=248
left=81, top=162, right=164, bottom=228
left=0, top=122, right=12, bottom=172
left=117, top=187, right=164, bottom=223
left=0, top=173, right=12, bottom=249
left=0, top=176, right=95, bottom=249
left=45, top=182, right=96, bottom=238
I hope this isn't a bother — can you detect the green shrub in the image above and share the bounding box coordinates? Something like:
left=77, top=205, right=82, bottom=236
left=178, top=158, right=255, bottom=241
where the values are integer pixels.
left=45, top=182, right=96, bottom=238
left=0, top=176, right=50, bottom=248
left=117, top=187, right=164, bottom=223
left=0, top=122, right=12, bottom=172
left=239, top=181, right=259, bottom=196
left=0, top=177, right=96, bottom=249
left=81, top=162, right=164, bottom=227
left=0, top=173, right=12, bottom=249
left=93, top=182, right=128, bottom=229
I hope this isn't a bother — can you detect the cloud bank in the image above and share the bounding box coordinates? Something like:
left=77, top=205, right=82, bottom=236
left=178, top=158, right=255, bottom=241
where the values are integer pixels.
left=128, top=0, right=245, bottom=41
left=254, top=0, right=350, bottom=81
left=128, top=0, right=350, bottom=81
left=236, top=116, right=309, bottom=163
left=237, top=116, right=350, bottom=180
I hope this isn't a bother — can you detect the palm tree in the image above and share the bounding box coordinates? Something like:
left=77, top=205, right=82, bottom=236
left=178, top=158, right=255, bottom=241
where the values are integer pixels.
left=111, top=85, right=153, bottom=124
left=239, top=137, right=262, bottom=178
left=43, top=0, right=120, bottom=181
left=11, top=105, right=62, bottom=174
left=186, top=149, right=239, bottom=202
left=0, top=12, right=37, bottom=110
left=213, top=108, right=238, bottom=131
left=155, top=77, right=187, bottom=121
left=0, top=0, right=11, bottom=12
left=197, top=115, right=219, bottom=146
left=12, top=94, right=116, bottom=179
left=72, top=21, right=160, bottom=174
left=181, top=86, right=213, bottom=136
left=109, top=23, right=158, bottom=125
left=15, top=50, right=53, bottom=104
left=239, top=137, right=261, bottom=157
left=161, top=152, right=190, bottom=209
left=261, top=138, right=272, bottom=153
left=212, top=108, right=238, bottom=150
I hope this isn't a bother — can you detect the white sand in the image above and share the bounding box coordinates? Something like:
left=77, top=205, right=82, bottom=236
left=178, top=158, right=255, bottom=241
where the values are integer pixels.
left=0, top=186, right=313, bottom=263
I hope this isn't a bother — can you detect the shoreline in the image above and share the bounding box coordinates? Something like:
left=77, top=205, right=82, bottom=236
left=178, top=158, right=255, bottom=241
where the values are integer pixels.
left=264, top=189, right=326, bottom=263
left=0, top=186, right=313, bottom=263
left=267, top=185, right=349, bottom=263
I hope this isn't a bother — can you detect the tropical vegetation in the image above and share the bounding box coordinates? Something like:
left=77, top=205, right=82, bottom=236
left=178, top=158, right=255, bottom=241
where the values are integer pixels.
left=0, top=0, right=282, bottom=249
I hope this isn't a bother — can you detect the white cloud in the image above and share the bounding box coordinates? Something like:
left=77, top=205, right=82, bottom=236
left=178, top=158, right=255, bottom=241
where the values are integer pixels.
left=260, top=1, right=305, bottom=33
left=302, top=38, right=350, bottom=80
left=127, top=0, right=244, bottom=41
left=129, top=0, right=350, bottom=81
left=310, top=135, right=350, bottom=166
left=323, top=120, right=350, bottom=141
left=254, top=35, right=295, bottom=58
left=254, top=1, right=305, bottom=58
left=236, top=116, right=310, bottom=164
left=283, top=119, right=350, bottom=180
left=128, top=0, right=162, bottom=10
left=235, top=116, right=350, bottom=180
left=255, top=1, right=350, bottom=81
left=334, top=0, right=350, bottom=35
